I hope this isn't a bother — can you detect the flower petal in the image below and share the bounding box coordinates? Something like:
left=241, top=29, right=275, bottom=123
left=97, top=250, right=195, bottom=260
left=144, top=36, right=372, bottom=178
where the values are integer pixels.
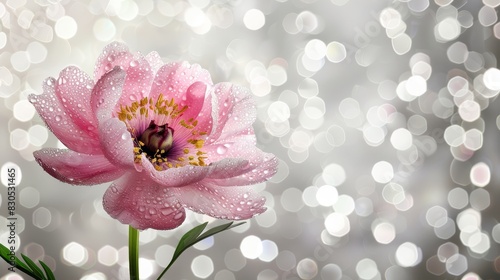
left=174, top=183, right=266, bottom=220
left=103, top=173, right=186, bottom=230
left=33, top=148, right=125, bottom=185
left=141, top=159, right=211, bottom=188
left=209, top=152, right=278, bottom=186
left=206, top=83, right=256, bottom=144
left=149, top=62, right=212, bottom=103
left=181, top=81, right=207, bottom=121
left=94, top=42, right=134, bottom=81
left=55, top=66, right=97, bottom=131
left=99, top=118, right=135, bottom=168
left=91, top=66, right=127, bottom=123
left=145, top=51, right=163, bottom=73
left=205, top=141, right=278, bottom=185
left=117, top=55, right=155, bottom=109
left=29, top=78, right=102, bottom=154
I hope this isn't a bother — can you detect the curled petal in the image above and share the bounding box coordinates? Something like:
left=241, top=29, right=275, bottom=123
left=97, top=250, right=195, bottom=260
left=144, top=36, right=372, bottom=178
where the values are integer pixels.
left=205, top=142, right=278, bottom=185
left=181, top=81, right=207, bottom=121
left=99, top=118, right=135, bottom=168
left=207, top=158, right=250, bottom=179
left=34, top=148, right=125, bottom=185
left=29, top=78, right=101, bottom=154
left=206, top=83, right=256, bottom=144
left=210, top=152, right=278, bottom=186
left=55, top=66, right=97, bottom=131
left=149, top=62, right=212, bottom=104
left=94, top=42, right=134, bottom=81
left=91, top=67, right=126, bottom=123
left=174, top=183, right=266, bottom=220
left=103, top=173, right=186, bottom=230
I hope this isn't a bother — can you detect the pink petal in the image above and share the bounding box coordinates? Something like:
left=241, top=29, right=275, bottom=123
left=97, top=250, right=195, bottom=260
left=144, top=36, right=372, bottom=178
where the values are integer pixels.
left=29, top=78, right=102, bottom=154
left=94, top=42, right=134, bottom=81
left=149, top=62, right=212, bottom=104
left=99, top=118, right=136, bottom=168
left=206, top=83, right=256, bottom=145
left=209, top=152, right=278, bottom=186
left=181, top=81, right=207, bottom=121
left=145, top=51, right=163, bottom=73
left=141, top=159, right=211, bottom=188
left=34, top=148, right=125, bottom=185
left=174, top=183, right=266, bottom=220
left=205, top=141, right=278, bottom=185
left=91, top=67, right=126, bottom=123
left=55, top=66, right=97, bottom=131
left=206, top=158, right=250, bottom=179
left=103, top=173, right=186, bottom=230
left=116, top=55, right=155, bottom=109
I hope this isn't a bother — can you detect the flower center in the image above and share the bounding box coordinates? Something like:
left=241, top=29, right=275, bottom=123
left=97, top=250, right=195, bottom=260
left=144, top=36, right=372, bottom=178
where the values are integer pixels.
left=139, top=120, right=174, bottom=155
left=116, top=94, right=207, bottom=170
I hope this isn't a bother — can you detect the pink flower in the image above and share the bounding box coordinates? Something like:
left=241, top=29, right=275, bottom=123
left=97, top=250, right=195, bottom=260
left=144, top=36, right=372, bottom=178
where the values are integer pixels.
left=30, top=42, right=277, bottom=230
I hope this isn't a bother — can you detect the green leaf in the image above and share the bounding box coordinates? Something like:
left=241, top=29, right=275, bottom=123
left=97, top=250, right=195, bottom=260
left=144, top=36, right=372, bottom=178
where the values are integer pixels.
left=22, top=254, right=46, bottom=280
left=40, top=260, right=56, bottom=280
left=156, top=221, right=246, bottom=280
left=0, top=243, right=40, bottom=279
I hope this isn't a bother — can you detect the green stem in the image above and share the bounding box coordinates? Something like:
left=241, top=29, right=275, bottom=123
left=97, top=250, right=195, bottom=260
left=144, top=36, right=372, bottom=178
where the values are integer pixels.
left=129, top=226, right=139, bottom=280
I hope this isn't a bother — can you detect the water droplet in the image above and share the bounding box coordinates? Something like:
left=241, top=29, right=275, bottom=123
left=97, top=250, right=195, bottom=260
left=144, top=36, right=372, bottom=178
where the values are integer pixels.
left=111, top=186, right=118, bottom=193
left=121, top=132, right=129, bottom=140
left=49, top=107, right=54, bottom=112
left=129, top=95, right=137, bottom=101
left=129, top=60, right=138, bottom=67
left=55, top=115, right=62, bottom=122
left=149, top=208, right=157, bottom=215
left=173, top=212, right=183, bottom=220
left=236, top=207, right=242, bottom=211
left=138, top=206, right=146, bottom=212
left=216, top=146, right=227, bottom=155
left=161, top=208, right=174, bottom=216
left=46, top=79, right=52, bottom=86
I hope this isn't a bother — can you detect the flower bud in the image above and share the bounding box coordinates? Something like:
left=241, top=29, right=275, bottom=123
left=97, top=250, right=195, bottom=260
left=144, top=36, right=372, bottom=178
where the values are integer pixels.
left=140, top=120, right=174, bottom=154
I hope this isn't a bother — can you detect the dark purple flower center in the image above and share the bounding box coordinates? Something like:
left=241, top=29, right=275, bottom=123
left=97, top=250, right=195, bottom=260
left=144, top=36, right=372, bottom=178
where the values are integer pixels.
left=139, top=120, right=174, bottom=156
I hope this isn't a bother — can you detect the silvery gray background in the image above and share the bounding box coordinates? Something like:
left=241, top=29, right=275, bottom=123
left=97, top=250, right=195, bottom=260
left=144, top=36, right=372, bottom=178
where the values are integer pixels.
left=1, top=0, right=500, bottom=279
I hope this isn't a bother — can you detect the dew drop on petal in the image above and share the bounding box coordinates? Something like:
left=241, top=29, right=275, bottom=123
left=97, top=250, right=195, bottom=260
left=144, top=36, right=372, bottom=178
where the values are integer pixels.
left=217, top=145, right=228, bottom=155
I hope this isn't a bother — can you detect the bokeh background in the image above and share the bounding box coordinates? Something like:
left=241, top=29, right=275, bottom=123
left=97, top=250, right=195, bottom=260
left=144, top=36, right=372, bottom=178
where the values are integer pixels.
left=1, top=0, right=500, bottom=279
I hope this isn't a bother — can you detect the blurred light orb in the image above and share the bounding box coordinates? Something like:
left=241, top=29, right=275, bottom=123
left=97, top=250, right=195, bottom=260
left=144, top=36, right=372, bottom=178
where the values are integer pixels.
left=297, top=258, right=318, bottom=279
left=62, top=242, right=88, bottom=267
left=436, top=17, right=461, bottom=42
left=316, top=185, right=338, bottom=207
left=325, top=212, right=350, bottom=237
left=379, top=8, right=401, bottom=29
left=396, top=242, right=421, bottom=267
left=371, top=161, right=394, bottom=183
left=373, top=222, right=396, bottom=244
left=191, top=255, right=214, bottom=279
left=240, top=235, right=263, bottom=259
left=55, top=16, right=77, bottom=39
left=483, top=68, right=500, bottom=90
left=326, top=41, right=347, bottom=63
left=244, top=9, right=265, bottom=30
left=470, top=162, right=490, bottom=187
left=356, top=258, right=378, bottom=279
left=390, top=128, right=413, bottom=150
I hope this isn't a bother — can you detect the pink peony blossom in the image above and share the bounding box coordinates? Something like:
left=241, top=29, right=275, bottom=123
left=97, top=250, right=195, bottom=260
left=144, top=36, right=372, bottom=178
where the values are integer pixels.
left=30, top=42, right=277, bottom=230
